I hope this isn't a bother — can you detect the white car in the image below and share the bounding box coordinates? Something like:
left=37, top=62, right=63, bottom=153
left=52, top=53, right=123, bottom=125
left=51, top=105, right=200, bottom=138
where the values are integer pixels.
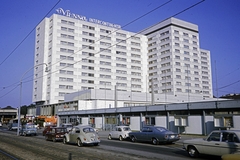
left=108, top=126, right=131, bottom=141
left=183, top=130, right=240, bottom=158
left=63, top=125, right=100, bottom=147
left=0, top=122, right=2, bottom=127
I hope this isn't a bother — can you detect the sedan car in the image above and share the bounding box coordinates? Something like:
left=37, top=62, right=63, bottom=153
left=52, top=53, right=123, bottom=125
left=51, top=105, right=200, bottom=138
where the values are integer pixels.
left=45, top=127, right=68, bottom=142
left=183, top=130, right=240, bottom=158
left=108, top=125, right=131, bottom=141
left=19, top=124, right=37, bottom=136
left=42, top=125, right=56, bottom=136
left=63, top=125, right=100, bottom=147
left=129, top=126, right=180, bottom=145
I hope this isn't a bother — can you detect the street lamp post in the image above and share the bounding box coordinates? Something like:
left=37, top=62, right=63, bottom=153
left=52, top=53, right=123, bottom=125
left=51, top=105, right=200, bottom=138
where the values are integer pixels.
left=17, top=63, right=48, bottom=136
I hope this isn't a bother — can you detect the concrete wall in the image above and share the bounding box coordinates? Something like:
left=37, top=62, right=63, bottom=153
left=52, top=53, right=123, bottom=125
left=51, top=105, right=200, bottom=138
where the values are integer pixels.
left=233, top=116, right=240, bottom=129
left=185, top=116, right=202, bottom=134
left=82, top=117, right=88, bottom=125
left=95, top=117, right=103, bottom=129
left=155, top=116, right=167, bottom=128
left=205, top=116, right=214, bottom=135
left=130, top=117, right=141, bottom=131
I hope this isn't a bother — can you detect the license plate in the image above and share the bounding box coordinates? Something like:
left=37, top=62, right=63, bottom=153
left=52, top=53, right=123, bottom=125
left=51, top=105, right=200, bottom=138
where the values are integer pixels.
left=170, top=135, right=175, bottom=138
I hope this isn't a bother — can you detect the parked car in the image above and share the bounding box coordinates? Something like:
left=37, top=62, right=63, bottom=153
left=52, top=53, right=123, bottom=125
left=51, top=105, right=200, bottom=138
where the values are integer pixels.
left=45, top=127, right=68, bottom=142
left=183, top=130, right=240, bottom=158
left=19, top=124, right=37, bottom=136
left=0, top=122, right=2, bottom=127
left=108, top=125, right=131, bottom=141
left=129, top=126, right=180, bottom=145
left=61, top=123, right=73, bottom=132
left=63, top=125, right=100, bottom=147
left=42, top=125, right=56, bottom=136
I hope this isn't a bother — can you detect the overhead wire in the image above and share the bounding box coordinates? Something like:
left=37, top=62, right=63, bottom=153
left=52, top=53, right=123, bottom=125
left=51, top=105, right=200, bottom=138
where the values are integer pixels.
left=44, top=0, right=173, bottom=72
left=213, top=63, right=240, bottom=93
left=0, top=0, right=206, bottom=100
left=0, top=0, right=62, bottom=67
left=36, top=0, right=205, bottom=78
left=218, top=80, right=240, bottom=90
left=0, top=0, right=172, bottom=96
left=0, top=0, right=62, bottom=99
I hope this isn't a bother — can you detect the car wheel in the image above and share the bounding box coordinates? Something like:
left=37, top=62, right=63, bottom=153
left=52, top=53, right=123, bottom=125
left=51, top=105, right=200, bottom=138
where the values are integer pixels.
left=94, top=143, right=99, bottom=146
left=187, top=146, right=199, bottom=158
left=63, top=137, right=67, bottom=144
left=152, top=138, right=159, bottom=145
left=119, top=135, right=123, bottom=141
left=131, top=136, right=136, bottom=142
left=45, top=136, right=48, bottom=141
left=77, top=139, right=83, bottom=147
left=108, top=134, right=112, bottom=140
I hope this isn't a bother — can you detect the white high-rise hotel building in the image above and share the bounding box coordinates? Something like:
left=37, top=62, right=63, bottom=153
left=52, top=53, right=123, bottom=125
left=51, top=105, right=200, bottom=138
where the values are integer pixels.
left=33, top=8, right=212, bottom=105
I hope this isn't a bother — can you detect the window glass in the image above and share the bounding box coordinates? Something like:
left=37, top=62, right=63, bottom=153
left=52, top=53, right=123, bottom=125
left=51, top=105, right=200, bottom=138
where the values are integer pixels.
left=156, top=127, right=167, bottom=132
left=207, top=132, right=221, bottom=141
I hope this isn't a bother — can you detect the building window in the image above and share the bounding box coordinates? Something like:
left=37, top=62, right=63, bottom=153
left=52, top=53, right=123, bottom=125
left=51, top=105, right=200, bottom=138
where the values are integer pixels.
left=100, top=29, right=111, bottom=33
left=183, top=33, right=189, bottom=36
left=116, top=32, right=126, bottom=37
left=174, top=30, right=179, bottom=34
left=184, top=45, right=189, bottom=49
left=83, top=24, right=95, bottom=30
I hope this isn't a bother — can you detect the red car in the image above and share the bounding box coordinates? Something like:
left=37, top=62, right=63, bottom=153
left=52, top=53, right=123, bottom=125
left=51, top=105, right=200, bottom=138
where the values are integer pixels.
left=42, top=125, right=56, bottom=136
left=45, top=127, right=68, bottom=142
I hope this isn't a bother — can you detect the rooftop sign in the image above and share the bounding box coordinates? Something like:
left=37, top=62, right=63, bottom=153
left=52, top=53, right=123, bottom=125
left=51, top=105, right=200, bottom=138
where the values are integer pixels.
left=56, top=8, right=121, bottom=29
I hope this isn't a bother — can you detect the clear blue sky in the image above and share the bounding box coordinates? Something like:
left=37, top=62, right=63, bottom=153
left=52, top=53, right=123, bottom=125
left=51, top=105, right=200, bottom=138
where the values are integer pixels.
left=0, top=0, right=240, bottom=108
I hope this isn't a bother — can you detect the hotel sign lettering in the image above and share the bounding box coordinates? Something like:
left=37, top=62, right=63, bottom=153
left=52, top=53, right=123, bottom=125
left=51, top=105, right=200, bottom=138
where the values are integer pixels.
left=56, top=8, right=121, bottom=29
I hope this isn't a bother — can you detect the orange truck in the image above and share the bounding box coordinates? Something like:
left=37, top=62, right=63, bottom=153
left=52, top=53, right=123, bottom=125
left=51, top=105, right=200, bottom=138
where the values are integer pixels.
left=36, top=116, right=57, bottom=127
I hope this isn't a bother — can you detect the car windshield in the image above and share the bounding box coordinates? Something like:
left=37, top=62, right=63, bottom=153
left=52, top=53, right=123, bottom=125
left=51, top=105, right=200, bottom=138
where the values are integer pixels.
left=63, top=125, right=72, bottom=128
left=56, top=128, right=67, bottom=133
left=26, top=125, right=35, bottom=129
left=123, top=127, right=131, bottom=131
left=83, top=128, right=95, bottom=133
left=156, top=127, right=168, bottom=132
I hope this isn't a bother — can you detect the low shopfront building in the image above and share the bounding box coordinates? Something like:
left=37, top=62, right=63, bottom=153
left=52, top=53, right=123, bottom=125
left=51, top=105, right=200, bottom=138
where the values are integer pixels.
left=0, top=106, right=17, bottom=124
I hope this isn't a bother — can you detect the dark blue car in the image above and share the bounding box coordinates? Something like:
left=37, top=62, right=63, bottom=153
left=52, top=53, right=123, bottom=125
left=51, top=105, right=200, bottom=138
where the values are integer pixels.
left=129, top=126, right=180, bottom=145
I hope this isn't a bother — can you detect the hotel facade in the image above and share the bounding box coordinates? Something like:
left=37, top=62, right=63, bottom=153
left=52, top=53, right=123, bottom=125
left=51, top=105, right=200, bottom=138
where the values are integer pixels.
left=32, top=8, right=212, bottom=106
